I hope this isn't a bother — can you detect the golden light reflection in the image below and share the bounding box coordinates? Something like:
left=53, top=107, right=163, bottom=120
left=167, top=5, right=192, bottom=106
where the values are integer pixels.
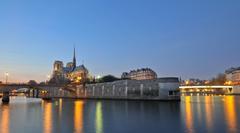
left=96, top=102, right=103, bottom=133
left=224, top=96, right=237, bottom=133
left=59, top=99, right=63, bottom=118
left=196, top=96, right=202, bottom=123
left=205, top=96, right=213, bottom=129
left=185, top=96, right=194, bottom=133
left=1, top=105, right=9, bottom=133
left=43, top=101, right=52, bottom=133
left=74, top=101, right=84, bottom=133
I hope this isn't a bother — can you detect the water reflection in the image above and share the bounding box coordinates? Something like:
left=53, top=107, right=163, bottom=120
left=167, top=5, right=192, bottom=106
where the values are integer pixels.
left=205, top=96, right=213, bottom=130
left=43, top=101, right=52, bottom=133
left=224, top=96, right=237, bottom=133
left=59, top=99, right=63, bottom=118
left=95, top=102, right=103, bottom=133
left=0, top=96, right=239, bottom=133
left=74, top=101, right=84, bottom=133
left=196, top=96, right=202, bottom=123
left=0, top=105, right=9, bottom=133
left=184, top=96, right=194, bottom=133
left=182, top=96, right=239, bottom=133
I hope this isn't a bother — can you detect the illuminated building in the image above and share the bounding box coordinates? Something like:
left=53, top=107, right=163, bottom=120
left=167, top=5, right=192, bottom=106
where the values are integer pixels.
left=50, top=47, right=88, bottom=84
left=225, top=67, right=240, bottom=84
left=121, top=68, right=157, bottom=80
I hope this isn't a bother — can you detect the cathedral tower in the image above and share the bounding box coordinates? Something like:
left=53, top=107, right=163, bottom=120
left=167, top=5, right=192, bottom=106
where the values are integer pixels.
left=73, top=46, right=77, bottom=69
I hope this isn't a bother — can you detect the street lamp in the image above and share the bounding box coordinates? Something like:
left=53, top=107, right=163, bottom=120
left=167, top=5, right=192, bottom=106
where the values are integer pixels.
left=96, top=75, right=101, bottom=79
left=5, top=72, right=9, bottom=84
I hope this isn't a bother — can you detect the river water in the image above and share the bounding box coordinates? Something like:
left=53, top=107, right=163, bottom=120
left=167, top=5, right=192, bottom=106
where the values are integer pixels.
left=0, top=96, right=240, bottom=133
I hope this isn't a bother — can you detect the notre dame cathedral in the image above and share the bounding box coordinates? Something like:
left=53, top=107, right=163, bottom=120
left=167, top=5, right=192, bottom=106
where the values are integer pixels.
left=49, top=48, right=89, bottom=84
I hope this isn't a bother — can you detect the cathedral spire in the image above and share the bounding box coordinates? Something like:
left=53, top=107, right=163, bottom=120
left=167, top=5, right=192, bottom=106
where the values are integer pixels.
left=73, top=45, right=76, bottom=69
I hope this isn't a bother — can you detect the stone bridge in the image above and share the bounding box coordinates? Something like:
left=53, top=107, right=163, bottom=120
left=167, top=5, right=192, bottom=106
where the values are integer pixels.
left=0, top=84, right=61, bottom=91
left=0, top=84, right=79, bottom=98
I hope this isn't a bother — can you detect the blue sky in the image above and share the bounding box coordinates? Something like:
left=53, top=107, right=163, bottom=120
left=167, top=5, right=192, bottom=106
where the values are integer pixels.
left=0, top=0, right=240, bottom=82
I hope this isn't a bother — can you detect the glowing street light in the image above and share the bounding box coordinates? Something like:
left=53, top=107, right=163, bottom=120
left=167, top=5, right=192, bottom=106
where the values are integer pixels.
left=47, top=75, right=51, bottom=79
left=185, top=80, right=190, bottom=85
left=225, top=81, right=232, bottom=85
left=96, top=75, right=101, bottom=79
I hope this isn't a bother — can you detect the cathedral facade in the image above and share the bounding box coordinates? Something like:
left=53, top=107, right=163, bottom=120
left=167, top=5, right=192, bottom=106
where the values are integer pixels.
left=49, top=48, right=89, bottom=84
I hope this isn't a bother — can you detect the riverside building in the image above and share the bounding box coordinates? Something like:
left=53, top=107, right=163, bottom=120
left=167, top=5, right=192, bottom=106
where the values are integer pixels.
left=121, top=68, right=157, bottom=80
left=225, top=67, right=240, bottom=85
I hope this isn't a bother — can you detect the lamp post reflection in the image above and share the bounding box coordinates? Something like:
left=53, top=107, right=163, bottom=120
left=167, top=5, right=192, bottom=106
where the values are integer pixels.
left=196, top=96, right=202, bottom=123
left=74, top=101, right=84, bottom=133
left=43, top=101, right=52, bottom=133
left=205, top=96, right=213, bottom=130
left=184, top=96, right=194, bottom=133
left=95, top=102, right=103, bottom=133
left=1, top=105, right=9, bottom=133
left=59, top=99, right=63, bottom=118
left=224, top=96, right=237, bottom=133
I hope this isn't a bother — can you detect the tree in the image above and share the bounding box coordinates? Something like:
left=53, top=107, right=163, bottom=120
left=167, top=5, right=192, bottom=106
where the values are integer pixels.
left=28, top=80, right=38, bottom=85
left=210, top=73, right=226, bottom=85
left=39, top=82, right=46, bottom=85
left=98, top=75, right=120, bottom=83
left=48, top=76, right=70, bottom=85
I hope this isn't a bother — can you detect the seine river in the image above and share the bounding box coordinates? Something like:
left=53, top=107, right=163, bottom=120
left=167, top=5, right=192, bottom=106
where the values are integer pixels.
left=0, top=96, right=240, bottom=133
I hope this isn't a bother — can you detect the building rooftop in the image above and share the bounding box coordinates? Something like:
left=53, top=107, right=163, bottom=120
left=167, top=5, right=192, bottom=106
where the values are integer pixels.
left=225, top=67, right=240, bottom=74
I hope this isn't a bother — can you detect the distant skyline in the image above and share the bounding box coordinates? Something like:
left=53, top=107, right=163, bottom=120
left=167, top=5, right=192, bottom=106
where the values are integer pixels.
left=0, top=0, right=240, bottom=82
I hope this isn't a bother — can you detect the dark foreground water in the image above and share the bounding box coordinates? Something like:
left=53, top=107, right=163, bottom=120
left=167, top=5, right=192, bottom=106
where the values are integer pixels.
left=0, top=96, right=240, bottom=133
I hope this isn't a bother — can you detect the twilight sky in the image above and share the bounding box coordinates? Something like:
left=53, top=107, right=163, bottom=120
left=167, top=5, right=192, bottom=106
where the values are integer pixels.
left=0, top=0, right=240, bottom=82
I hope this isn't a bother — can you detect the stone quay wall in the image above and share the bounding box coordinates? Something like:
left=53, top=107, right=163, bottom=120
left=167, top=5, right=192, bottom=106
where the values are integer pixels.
left=44, top=78, right=180, bottom=101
